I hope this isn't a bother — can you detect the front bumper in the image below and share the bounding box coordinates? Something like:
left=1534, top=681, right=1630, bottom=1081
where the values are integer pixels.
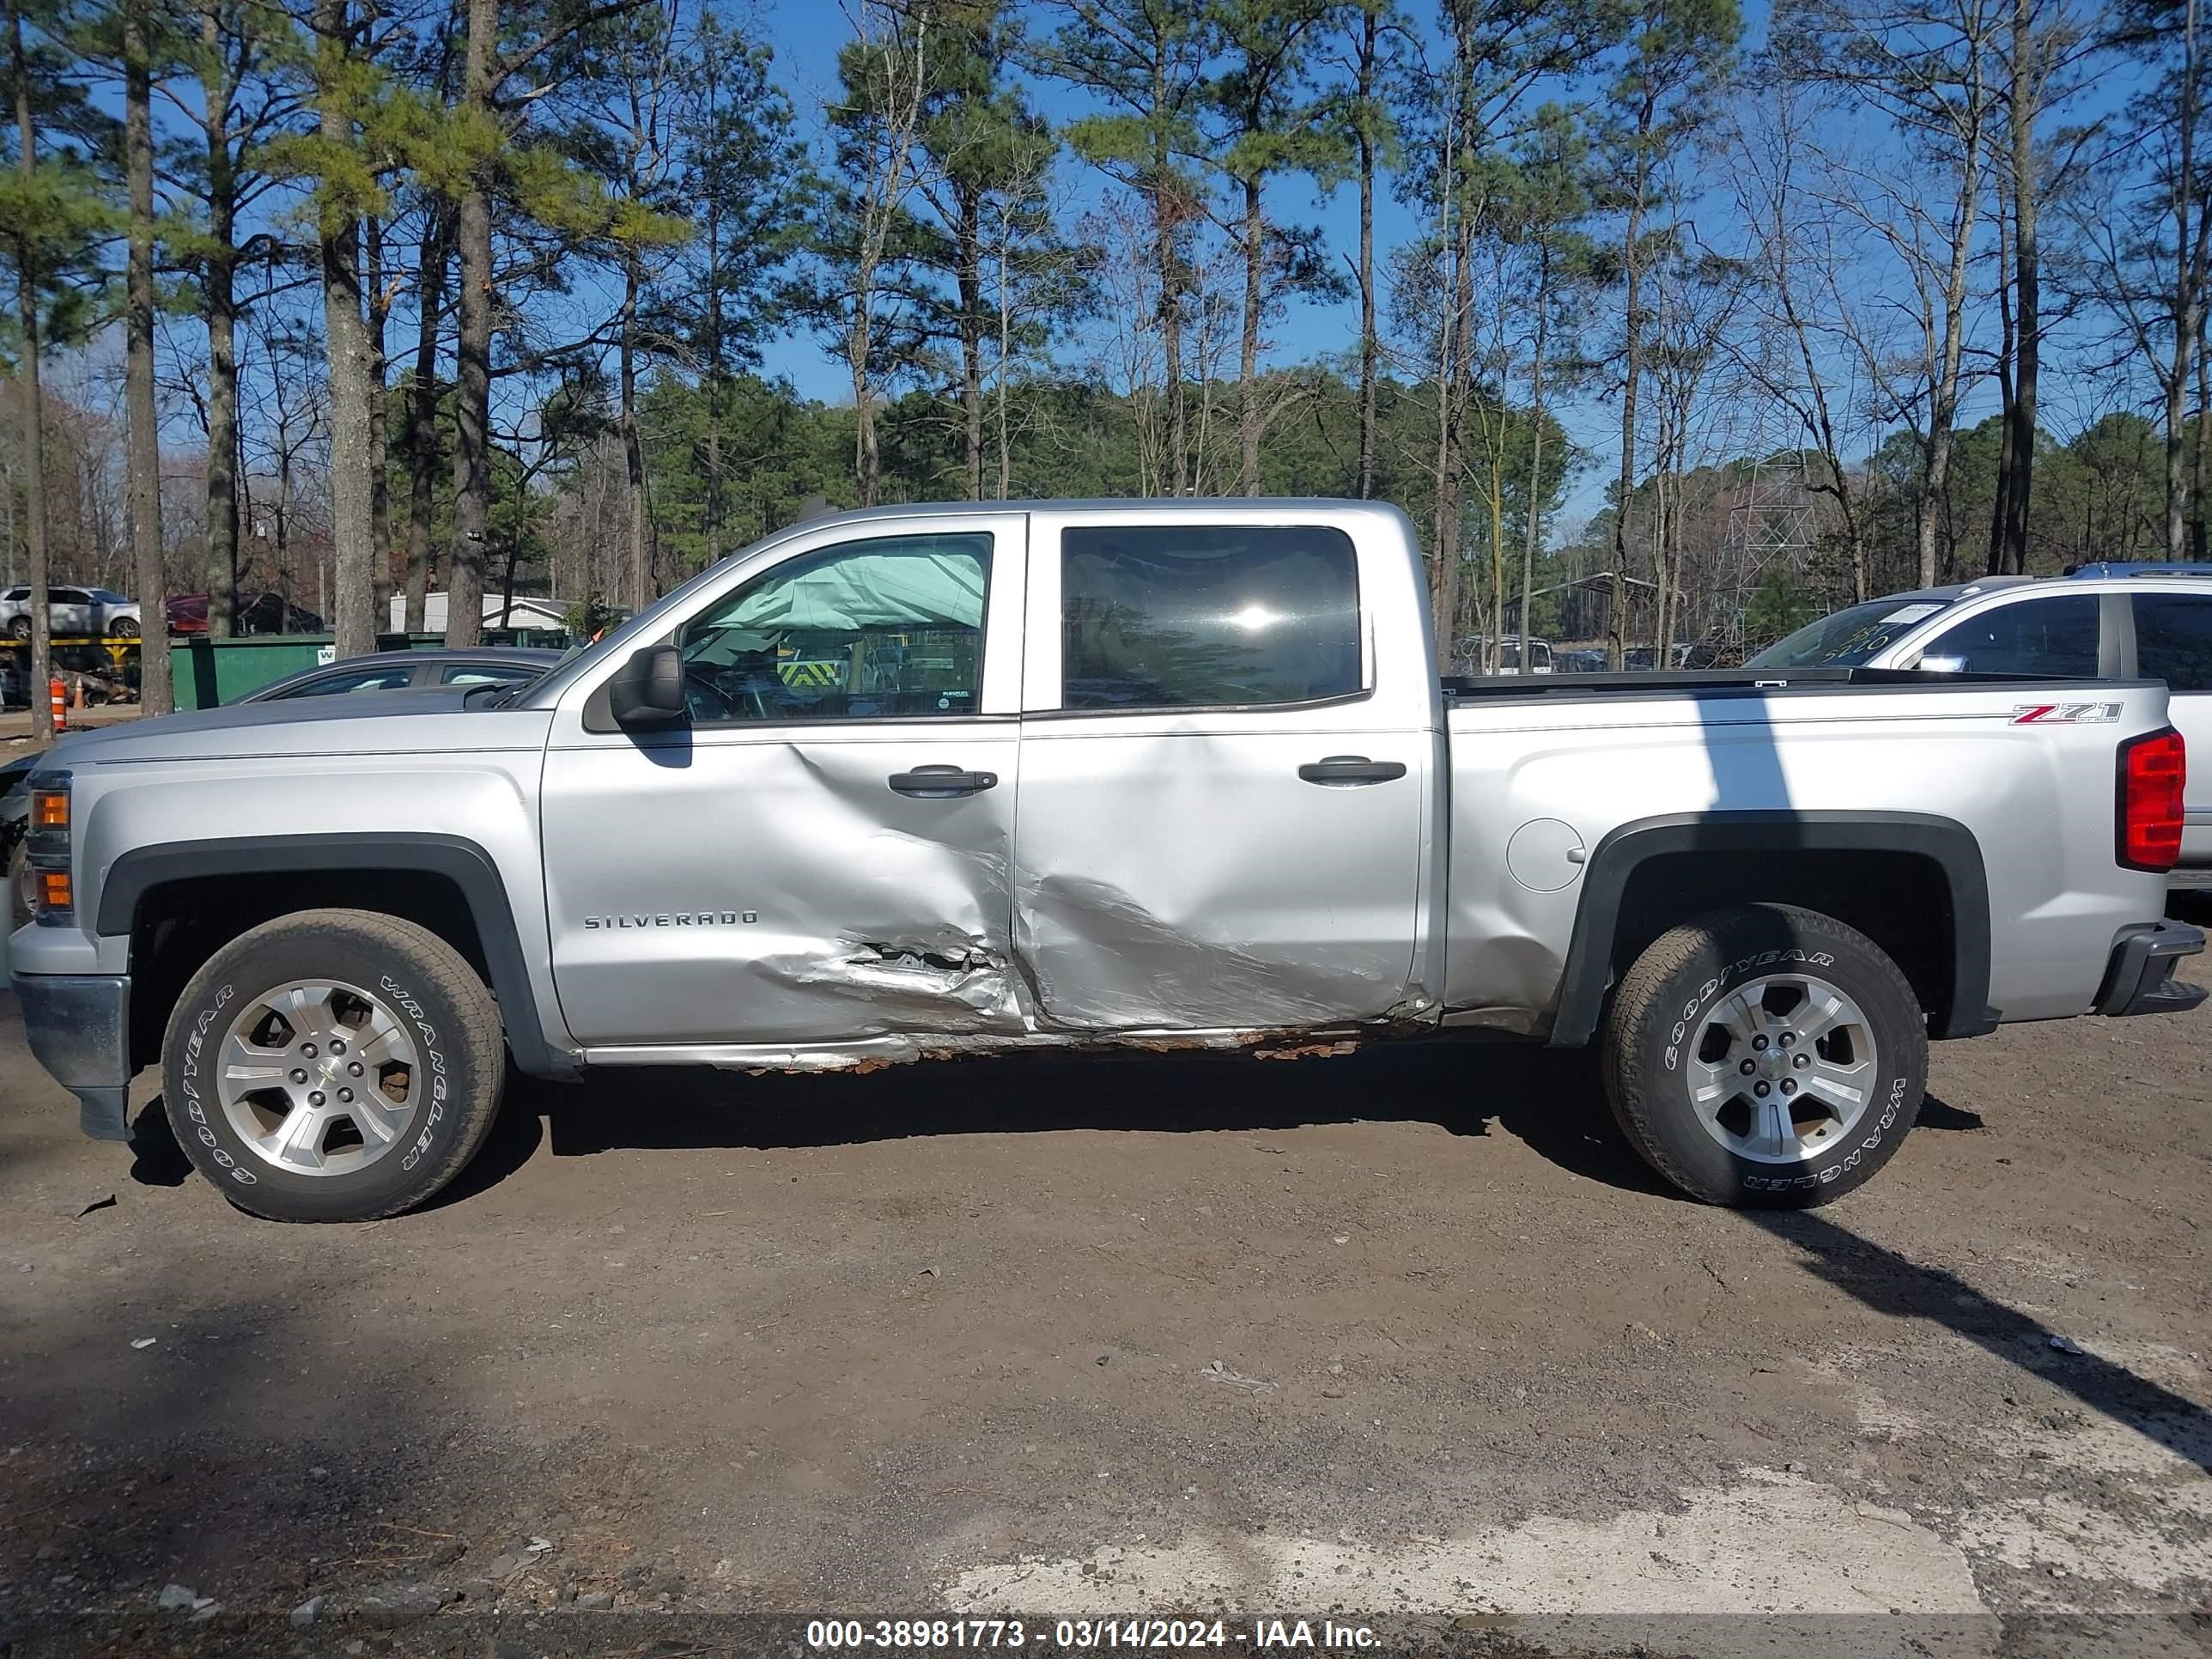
left=2094, top=921, right=2209, bottom=1018
left=11, top=972, right=132, bottom=1139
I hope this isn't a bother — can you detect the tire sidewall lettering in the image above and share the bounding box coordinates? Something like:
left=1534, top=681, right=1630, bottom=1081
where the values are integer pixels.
left=179, top=985, right=258, bottom=1185
left=380, top=974, right=451, bottom=1173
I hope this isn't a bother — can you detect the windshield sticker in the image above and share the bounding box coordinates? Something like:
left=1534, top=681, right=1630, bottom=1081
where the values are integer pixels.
left=1879, top=603, right=1943, bottom=624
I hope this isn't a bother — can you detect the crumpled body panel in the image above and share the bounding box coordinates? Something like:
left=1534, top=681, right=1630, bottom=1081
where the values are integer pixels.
left=1010, top=720, right=1428, bottom=1030
left=542, top=727, right=1028, bottom=1046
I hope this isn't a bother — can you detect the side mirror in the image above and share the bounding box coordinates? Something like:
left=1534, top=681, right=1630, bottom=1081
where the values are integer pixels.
left=608, top=643, right=687, bottom=728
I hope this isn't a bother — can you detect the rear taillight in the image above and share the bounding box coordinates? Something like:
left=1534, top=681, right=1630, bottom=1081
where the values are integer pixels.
left=2119, top=726, right=2186, bottom=872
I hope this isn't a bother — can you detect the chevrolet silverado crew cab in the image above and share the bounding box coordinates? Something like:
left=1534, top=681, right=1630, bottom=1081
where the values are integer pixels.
left=9, top=501, right=2204, bottom=1222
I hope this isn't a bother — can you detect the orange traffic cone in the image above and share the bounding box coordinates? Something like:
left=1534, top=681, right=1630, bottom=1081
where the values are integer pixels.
left=48, top=676, right=66, bottom=734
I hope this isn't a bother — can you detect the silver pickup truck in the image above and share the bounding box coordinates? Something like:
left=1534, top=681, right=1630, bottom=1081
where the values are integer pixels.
left=9, top=500, right=2204, bottom=1222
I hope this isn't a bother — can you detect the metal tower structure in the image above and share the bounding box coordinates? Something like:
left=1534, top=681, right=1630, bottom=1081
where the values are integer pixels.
left=1722, top=448, right=1820, bottom=654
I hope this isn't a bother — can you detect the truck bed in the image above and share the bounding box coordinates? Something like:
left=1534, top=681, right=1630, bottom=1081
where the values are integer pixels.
left=1440, top=666, right=2102, bottom=701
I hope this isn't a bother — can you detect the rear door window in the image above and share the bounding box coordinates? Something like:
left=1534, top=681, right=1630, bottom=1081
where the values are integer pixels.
left=1915, top=595, right=2100, bottom=677
left=1060, top=525, right=1361, bottom=709
left=2133, top=592, right=2212, bottom=692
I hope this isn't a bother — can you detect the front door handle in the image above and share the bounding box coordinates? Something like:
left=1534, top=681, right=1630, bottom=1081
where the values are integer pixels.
left=1298, top=755, right=1407, bottom=786
left=889, top=764, right=999, bottom=798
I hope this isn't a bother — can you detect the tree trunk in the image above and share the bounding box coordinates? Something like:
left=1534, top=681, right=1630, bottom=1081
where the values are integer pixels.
left=404, top=202, right=447, bottom=631
left=1987, top=198, right=2017, bottom=576
left=703, top=107, right=723, bottom=564
left=125, top=0, right=170, bottom=713
left=2001, top=0, right=2039, bottom=575
left=446, top=0, right=495, bottom=646
left=14, top=0, right=50, bottom=742
left=366, top=211, right=392, bottom=622
left=199, top=0, right=237, bottom=638
left=621, top=254, right=647, bottom=611
left=1921, top=119, right=1985, bottom=588
left=957, top=180, right=984, bottom=501
left=1610, top=146, right=1648, bottom=670
left=1355, top=4, right=1376, bottom=501
left=2172, top=0, right=2200, bottom=560
left=1919, top=71, right=1990, bottom=592
left=1237, top=173, right=1263, bottom=495
left=997, top=214, right=1013, bottom=498
left=315, top=0, right=374, bottom=659
left=1431, top=82, right=1477, bottom=660
left=1519, top=257, right=1547, bottom=676
left=1153, top=50, right=1187, bottom=497
left=848, top=276, right=878, bottom=507
left=2195, top=314, right=2210, bottom=560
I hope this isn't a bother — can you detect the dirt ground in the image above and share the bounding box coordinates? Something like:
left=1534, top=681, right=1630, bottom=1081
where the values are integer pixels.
left=3, top=961, right=2210, bottom=1659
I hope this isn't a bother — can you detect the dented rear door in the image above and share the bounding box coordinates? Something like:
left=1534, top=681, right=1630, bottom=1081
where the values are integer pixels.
left=1011, top=509, right=1430, bottom=1030
left=539, top=513, right=1030, bottom=1046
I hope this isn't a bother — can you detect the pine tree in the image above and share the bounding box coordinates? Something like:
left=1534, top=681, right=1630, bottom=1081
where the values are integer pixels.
left=1204, top=0, right=1342, bottom=494
left=2, top=0, right=112, bottom=739
left=1043, top=0, right=1212, bottom=494
left=673, top=7, right=805, bottom=562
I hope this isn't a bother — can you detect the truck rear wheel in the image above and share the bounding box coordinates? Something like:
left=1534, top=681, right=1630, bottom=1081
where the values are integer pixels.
left=161, top=908, right=506, bottom=1222
left=1600, top=903, right=1928, bottom=1206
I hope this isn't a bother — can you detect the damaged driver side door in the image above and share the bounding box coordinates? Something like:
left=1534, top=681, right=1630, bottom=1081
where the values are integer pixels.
left=539, top=515, right=1028, bottom=1050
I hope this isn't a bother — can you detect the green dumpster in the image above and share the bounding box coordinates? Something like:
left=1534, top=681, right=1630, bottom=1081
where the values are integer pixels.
left=171, top=634, right=340, bottom=709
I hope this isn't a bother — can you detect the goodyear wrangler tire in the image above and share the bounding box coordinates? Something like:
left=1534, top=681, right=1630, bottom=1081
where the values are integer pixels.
left=1601, top=903, right=1928, bottom=1207
left=161, top=908, right=506, bottom=1222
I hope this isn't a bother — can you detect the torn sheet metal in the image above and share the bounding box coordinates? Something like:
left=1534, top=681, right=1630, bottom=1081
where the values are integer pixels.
left=540, top=732, right=1024, bottom=1046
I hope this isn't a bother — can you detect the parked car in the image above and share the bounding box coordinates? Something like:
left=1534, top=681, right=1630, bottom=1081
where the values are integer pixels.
left=0, top=585, right=141, bottom=639
left=1552, top=647, right=1610, bottom=674
left=1749, top=562, right=2212, bottom=888
left=8, top=500, right=2201, bottom=1223
left=239, top=648, right=562, bottom=703
left=166, top=591, right=326, bottom=635
left=1454, top=636, right=1554, bottom=674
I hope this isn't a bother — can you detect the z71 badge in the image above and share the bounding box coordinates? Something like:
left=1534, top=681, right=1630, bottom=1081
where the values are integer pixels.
left=2011, top=701, right=2123, bottom=725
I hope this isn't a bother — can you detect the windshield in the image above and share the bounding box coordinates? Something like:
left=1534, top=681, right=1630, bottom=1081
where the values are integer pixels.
left=1746, top=596, right=1953, bottom=669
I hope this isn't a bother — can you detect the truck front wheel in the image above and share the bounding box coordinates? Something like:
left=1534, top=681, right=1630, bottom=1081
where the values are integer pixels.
left=161, top=908, right=507, bottom=1222
left=1600, top=903, right=1929, bottom=1206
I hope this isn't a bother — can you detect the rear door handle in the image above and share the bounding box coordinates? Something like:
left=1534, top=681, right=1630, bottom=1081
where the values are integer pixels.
left=1298, top=755, right=1407, bottom=785
left=889, top=764, right=999, bottom=798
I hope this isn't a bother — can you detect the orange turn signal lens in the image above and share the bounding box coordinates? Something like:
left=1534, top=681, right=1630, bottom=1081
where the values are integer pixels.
left=35, top=869, right=70, bottom=913
left=31, top=789, right=66, bottom=830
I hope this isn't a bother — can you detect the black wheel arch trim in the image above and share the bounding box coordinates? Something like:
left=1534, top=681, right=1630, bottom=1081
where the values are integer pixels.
left=97, top=831, right=580, bottom=1079
left=1548, top=810, right=1995, bottom=1049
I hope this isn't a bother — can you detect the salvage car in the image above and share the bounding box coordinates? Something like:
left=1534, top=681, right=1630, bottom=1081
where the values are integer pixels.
left=9, top=500, right=2203, bottom=1222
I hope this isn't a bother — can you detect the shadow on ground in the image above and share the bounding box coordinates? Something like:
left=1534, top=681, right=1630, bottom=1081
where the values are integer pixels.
left=498, top=1039, right=1677, bottom=1199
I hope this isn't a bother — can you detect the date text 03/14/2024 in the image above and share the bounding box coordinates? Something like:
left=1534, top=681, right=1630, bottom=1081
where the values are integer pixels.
left=804, top=1620, right=1382, bottom=1650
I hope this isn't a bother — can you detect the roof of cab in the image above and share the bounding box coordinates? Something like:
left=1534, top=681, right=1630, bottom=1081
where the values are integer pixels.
left=797, top=496, right=1413, bottom=525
